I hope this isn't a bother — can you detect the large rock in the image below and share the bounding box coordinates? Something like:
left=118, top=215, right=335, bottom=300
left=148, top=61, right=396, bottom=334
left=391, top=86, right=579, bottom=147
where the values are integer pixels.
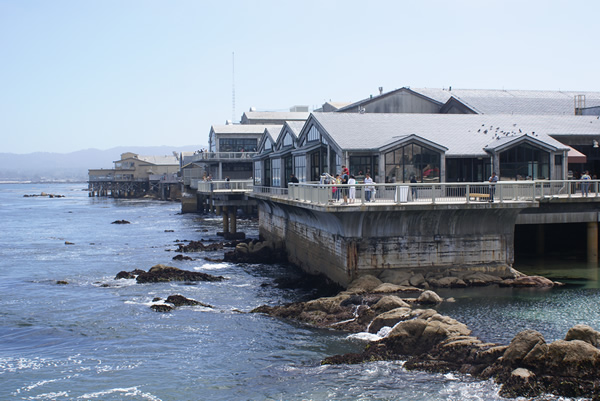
left=372, top=295, right=410, bottom=313
left=346, top=275, right=383, bottom=294
left=134, top=264, right=225, bottom=283
left=416, top=290, right=443, bottom=305
left=368, top=307, right=412, bottom=334
left=564, top=324, right=600, bottom=347
left=224, top=240, right=287, bottom=264
left=371, top=283, right=422, bottom=294
left=500, top=275, right=556, bottom=287
left=545, top=339, right=600, bottom=378
left=409, top=273, right=426, bottom=287
left=165, top=294, right=212, bottom=308
left=460, top=272, right=503, bottom=286
left=501, top=330, right=547, bottom=367
left=428, top=276, right=467, bottom=288
left=378, top=270, right=413, bottom=285
left=382, top=318, right=450, bottom=355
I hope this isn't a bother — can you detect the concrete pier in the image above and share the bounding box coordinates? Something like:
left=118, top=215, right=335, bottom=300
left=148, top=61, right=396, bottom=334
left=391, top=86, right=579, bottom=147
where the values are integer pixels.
left=257, top=200, right=528, bottom=286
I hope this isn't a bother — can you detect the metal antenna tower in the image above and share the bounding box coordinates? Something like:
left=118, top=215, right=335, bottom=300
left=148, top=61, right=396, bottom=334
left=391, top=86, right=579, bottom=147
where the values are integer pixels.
left=232, top=52, right=236, bottom=123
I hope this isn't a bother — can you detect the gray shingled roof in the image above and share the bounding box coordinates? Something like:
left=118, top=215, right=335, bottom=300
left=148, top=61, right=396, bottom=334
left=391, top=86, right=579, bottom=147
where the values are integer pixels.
left=211, top=124, right=283, bottom=134
left=311, top=112, right=600, bottom=157
left=242, top=111, right=310, bottom=121
left=283, top=121, right=305, bottom=138
left=414, top=88, right=600, bottom=115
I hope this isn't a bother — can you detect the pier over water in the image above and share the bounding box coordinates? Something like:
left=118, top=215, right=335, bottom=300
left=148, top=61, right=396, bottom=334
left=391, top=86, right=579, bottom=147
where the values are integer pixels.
left=251, top=180, right=600, bottom=286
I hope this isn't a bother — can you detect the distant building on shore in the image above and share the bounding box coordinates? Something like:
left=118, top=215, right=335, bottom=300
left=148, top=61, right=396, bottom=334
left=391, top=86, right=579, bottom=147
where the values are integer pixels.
left=88, top=152, right=179, bottom=198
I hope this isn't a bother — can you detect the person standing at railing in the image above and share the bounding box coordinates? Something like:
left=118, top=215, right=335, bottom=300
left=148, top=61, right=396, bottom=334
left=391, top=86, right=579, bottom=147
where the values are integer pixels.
left=348, top=175, right=356, bottom=203
left=488, top=172, right=498, bottom=202
left=289, top=173, right=299, bottom=184
left=225, top=176, right=231, bottom=189
left=332, top=174, right=341, bottom=201
left=581, top=170, right=591, bottom=197
left=364, top=173, right=374, bottom=202
left=341, top=169, right=349, bottom=205
left=410, top=175, right=418, bottom=200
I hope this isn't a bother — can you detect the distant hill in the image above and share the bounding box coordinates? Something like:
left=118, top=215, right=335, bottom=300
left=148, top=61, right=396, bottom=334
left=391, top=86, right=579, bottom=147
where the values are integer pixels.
left=0, top=145, right=205, bottom=182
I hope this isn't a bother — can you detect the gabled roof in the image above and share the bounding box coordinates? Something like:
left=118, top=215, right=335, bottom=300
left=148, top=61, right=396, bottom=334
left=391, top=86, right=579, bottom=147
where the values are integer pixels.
left=257, top=125, right=284, bottom=153
left=412, top=88, right=600, bottom=115
left=336, top=87, right=443, bottom=113
left=271, top=121, right=305, bottom=153
left=310, top=112, right=594, bottom=157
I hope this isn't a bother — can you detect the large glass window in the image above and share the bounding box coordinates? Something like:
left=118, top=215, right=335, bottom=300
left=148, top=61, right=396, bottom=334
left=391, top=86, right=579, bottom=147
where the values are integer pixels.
left=294, top=155, right=306, bottom=182
left=264, top=159, right=271, bottom=187
left=283, top=133, right=293, bottom=147
left=219, top=138, right=258, bottom=152
left=310, top=151, right=321, bottom=181
left=271, top=158, right=281, bottom=187
left=307, top=126, right=320, bottom=142
left=254, top=161, right=262, bottom=185
left=349, top=156, right=379, bottom=180
left=499, top=144, right=550, bottom=180
left=445, top=158, right=490, bottom=182
left=384, top=143, right=441, bottom=183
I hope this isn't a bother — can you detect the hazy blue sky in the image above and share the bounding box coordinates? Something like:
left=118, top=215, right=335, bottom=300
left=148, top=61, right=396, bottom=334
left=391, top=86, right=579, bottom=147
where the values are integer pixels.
left=2, top=0, right=599, bottom=154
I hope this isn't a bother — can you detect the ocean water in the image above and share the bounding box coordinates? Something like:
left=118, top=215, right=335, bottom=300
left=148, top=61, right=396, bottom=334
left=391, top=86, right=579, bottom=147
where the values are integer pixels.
left=1, top=183, right=599, bottom=401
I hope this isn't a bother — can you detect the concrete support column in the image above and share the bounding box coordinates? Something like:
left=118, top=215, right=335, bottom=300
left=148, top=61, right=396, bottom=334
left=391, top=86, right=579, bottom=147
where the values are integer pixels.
left=222, top=207, right=230, bottom=234
left=536, top=225, right=545, bottom=255
left=587, top=221, right=598, bottom=263
left=230, top=211, right=237, bottom=234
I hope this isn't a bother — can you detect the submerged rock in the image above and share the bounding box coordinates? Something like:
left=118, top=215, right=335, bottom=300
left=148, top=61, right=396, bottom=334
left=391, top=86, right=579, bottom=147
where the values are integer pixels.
left=165, top=294, right=212, bottom=308
left=151, top=304, right=174, bottom=312
left=150, top=294, right=213, bottom=312
left=111, top=220, right=130, bottom=224
left=175, top=240, right=223, bottom=253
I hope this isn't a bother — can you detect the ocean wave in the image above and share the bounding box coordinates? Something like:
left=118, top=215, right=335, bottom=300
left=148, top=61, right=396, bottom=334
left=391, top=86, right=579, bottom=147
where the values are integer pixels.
left=78, top=386, right=161, bottom=400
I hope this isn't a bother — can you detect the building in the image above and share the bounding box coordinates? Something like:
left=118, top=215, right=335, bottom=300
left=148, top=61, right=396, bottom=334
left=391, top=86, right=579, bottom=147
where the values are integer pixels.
left=88, top=152, right=179, bottom=198
left=335, top=87, right=600, bottom=116
left=253, top=112, right=599, bottom=186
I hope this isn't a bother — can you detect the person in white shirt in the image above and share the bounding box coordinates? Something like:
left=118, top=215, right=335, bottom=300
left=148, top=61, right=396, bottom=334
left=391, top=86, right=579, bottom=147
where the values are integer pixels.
left=348, top=175, right=356, bottom=203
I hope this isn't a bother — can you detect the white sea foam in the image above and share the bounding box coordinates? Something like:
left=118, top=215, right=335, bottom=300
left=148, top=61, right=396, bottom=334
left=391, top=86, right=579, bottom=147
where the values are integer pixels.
left=25, top=391, right=69, bottom=399
left=78, top=386, right=162, bottom=400
left=347, top=332, right=381, bottom=342
left=194, top=262, right=230, bottom=271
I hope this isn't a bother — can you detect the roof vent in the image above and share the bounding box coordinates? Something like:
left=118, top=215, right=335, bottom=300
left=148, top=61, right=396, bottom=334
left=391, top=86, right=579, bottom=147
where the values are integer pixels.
left=226, top=120, right=233, bottom=125
left=379, top=87, right=383, bottom=95
left=249, top=106, right=256, bottom=112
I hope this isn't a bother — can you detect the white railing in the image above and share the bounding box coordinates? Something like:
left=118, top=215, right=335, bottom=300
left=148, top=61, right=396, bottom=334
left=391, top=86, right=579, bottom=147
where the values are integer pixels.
left=252, top=180, right=600, bottom=206
left=192, top=179, right=253, bottom=192
left=189, top=152, right=257, bottom=162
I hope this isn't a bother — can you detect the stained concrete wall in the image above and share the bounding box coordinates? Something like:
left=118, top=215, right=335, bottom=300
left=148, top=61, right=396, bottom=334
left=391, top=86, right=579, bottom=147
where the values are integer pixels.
left=258, top=200, right=526, bottom=286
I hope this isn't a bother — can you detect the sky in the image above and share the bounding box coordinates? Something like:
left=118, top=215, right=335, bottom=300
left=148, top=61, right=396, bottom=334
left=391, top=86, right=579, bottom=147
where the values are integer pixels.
left=1, top=0, right=599, bottom=154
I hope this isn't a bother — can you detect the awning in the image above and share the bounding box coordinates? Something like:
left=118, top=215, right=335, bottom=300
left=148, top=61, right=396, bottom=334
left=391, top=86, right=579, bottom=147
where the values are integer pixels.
left=567, top=146, right=587, bottom=164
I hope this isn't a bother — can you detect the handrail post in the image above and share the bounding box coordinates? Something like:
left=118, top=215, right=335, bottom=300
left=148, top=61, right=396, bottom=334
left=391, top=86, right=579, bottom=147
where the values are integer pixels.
left=431, top=184, right=436, bottom=205
left=360, top=184, right=365, bottom=205
left=499, top=183, right=503, bottom=203
left=466, top=184, right=470, bottom=204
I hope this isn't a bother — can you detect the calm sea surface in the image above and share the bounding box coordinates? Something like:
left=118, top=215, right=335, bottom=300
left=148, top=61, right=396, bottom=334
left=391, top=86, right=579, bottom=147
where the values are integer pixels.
left=1, top=183, right=599, bottom=401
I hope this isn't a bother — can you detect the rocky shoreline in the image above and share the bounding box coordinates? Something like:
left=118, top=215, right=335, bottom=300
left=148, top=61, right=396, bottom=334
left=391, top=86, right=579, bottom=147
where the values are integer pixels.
left=251, top=274, right=600, bottom=398
left=223, top=239, right=597, bottom=399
